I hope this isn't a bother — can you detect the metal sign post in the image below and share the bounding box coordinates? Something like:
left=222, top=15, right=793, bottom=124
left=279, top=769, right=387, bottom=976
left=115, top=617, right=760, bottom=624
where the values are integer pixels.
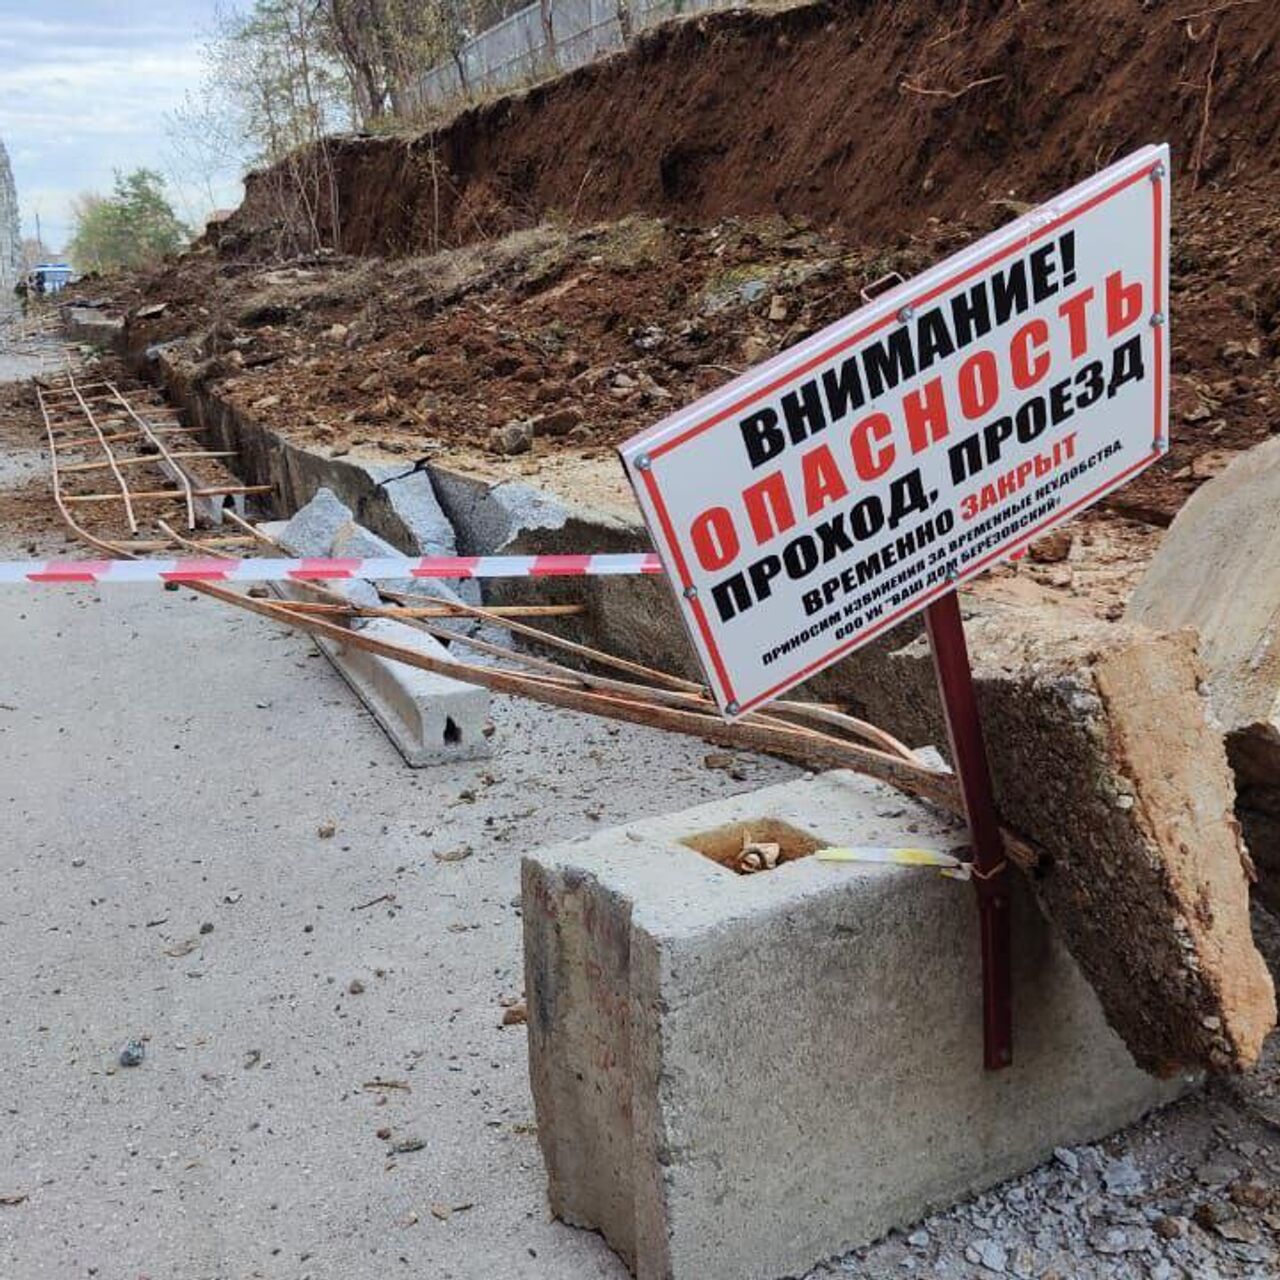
left=924, top=590, right=1012, bottom=1070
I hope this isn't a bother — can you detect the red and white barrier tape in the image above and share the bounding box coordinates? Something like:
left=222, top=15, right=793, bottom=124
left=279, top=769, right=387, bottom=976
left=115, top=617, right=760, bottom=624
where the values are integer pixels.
left=0, top=553, right=665, bottom=585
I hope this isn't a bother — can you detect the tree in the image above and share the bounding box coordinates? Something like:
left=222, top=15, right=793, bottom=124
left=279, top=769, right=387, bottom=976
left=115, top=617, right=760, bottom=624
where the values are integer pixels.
left=167, top=0, right=351, bottom=255
left=323, top=0, right=470, bottom=122
left=67, top=170, right=189, bottom=274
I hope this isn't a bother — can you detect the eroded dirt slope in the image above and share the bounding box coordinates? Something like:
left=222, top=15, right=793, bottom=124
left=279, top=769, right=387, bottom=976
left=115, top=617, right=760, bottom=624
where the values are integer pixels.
left=221, top=0, right=1280, bottom=257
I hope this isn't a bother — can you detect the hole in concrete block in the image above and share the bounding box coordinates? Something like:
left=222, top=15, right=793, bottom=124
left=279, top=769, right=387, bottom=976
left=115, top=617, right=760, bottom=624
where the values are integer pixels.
left=443, top=716, right=461, bottom=746
left=681, top=817, right=827, bottom=876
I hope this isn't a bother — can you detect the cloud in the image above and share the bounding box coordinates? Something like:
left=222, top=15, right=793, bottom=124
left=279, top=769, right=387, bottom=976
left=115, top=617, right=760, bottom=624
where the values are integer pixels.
left=0, top=1, right=244, bottom=250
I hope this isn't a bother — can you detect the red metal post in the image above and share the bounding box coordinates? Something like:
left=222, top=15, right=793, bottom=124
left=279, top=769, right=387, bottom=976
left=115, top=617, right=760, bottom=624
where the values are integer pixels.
left=924, top=588, right=1013, bottom=1071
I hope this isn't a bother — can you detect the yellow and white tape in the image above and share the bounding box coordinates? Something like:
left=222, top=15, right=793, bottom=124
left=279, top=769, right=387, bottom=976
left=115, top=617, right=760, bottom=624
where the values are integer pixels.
left=813, top=846, right=971, bottom=880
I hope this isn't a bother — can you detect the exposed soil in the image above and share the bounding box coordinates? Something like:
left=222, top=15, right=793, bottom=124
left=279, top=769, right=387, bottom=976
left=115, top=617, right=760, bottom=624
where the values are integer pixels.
left=219, top=0, right=1280, bottom=259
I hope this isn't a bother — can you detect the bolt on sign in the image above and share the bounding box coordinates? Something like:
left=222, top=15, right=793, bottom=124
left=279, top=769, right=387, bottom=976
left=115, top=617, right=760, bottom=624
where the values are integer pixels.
left=620, top=145, right=1170, bottom=718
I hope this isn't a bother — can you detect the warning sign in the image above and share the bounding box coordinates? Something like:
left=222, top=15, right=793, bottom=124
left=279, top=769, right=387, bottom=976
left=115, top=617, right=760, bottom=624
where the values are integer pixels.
left=620, top=145, right=1170, bottom=717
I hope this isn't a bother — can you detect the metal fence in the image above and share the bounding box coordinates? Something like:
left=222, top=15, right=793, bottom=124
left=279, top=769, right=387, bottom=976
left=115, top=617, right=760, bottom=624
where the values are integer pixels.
left=417, top=0, right=735, bottom=108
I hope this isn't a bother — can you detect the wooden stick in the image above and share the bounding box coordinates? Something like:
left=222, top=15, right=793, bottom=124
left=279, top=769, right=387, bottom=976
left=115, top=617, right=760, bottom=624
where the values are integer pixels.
left=381, top=583, right=916, bottom=758
left=272, top=599, right=585, bottom=620
left=65, top=484, right=273, bottom=502
left=209, top=582, right=1038, bottom=870
left=224, top=519, right=919, bottom=763
left=290, top=596, right=916, bottom=764
left=53, top=427, right=202, bottom=448
left=380, top=585, right=706, bottom=693
left=117, top=535, right=258, bottom=550
left=229, top=513, right=910, bottom=759
left=59, top=450, right=238, bottom=474
left=206, top=519, right=914, bottom=766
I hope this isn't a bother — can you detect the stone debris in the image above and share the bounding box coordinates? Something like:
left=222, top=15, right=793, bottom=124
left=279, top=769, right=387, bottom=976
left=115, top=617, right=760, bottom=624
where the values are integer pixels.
left=118, top=1040, right=145, bottom=1068
left=488, top=419, right=534, bottom=455
left=276, top=487, right=356, bottom=557
left=1027, top=527, right=1073, bottom=564
left=804, top=1129, right=1280, bottom=1280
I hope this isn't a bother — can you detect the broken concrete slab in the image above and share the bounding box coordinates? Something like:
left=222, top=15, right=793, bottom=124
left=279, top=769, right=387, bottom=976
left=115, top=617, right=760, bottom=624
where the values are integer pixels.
left=426, top=471, right=576, bottom=556
left=523, top=769, right=1185, bottom=1280
left=330, top=519, right=469, bottom=612
left=262, top=515, right=489, bottom=766
left=425, top=467, right=687, bottom=666
left=271, top=493, right=469, bottom=615
left=275, top=487, right=355, bottom=557
left=1128, top=436, right=1280, bottom=912
left=367, top=466, right=458, bottom=556
left=865, top=605, right=1276, bottom=1076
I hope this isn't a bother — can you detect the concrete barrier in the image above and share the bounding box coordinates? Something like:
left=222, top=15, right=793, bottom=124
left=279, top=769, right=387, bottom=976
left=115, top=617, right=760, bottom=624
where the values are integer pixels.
left=263, top=511, right=491, bottom=767
left=522, top=769, right=1186, bottom=1280
left=315, top=616, right=490, bottom=767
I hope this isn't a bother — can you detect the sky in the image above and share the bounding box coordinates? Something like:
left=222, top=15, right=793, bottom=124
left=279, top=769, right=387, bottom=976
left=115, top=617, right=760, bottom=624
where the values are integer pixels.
left=0, top=1, right=248, bottom=252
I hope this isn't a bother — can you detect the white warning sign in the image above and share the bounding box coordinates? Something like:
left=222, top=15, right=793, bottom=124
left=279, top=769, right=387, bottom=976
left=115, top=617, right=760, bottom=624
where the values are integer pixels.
left=620, top=144, right=1170, bottom=717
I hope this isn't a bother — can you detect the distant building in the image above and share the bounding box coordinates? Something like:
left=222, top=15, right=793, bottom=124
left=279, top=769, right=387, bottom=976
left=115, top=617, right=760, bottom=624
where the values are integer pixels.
left=0, top=139, right=20, bottom=311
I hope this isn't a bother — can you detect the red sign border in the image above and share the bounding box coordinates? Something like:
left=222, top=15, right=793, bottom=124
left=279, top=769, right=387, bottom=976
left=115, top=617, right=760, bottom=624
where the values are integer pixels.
left=633, top=158, right=1167, bottom=715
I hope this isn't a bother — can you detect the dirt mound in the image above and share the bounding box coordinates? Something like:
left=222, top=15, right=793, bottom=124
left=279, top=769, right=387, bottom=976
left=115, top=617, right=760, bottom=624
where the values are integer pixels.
left=222, top=0, right=1280, bottom=258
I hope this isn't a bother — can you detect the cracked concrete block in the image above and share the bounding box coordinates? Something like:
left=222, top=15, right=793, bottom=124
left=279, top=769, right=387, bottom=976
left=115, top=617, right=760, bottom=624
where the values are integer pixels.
left=364, top=466, right=458, bottom=555
left=331, top=519, right=469, bottom=612
left=1128, top=436, right=1280, bottom=912
left=320, top=617, right=489, bottom=767
left=427, top=471, right=574, bottom=554
left=427, top=466, right=671, bottom=656
left=523, top=770, right=1184, bottom=1280
left=275, top=488, right=356, bottom=557
left=869, top=606, right=1275, bottom=1076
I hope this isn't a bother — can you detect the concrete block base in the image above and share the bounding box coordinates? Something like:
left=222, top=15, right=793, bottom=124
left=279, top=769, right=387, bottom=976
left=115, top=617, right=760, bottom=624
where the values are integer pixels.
left=522, top=770, right=1186, bottom=1280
